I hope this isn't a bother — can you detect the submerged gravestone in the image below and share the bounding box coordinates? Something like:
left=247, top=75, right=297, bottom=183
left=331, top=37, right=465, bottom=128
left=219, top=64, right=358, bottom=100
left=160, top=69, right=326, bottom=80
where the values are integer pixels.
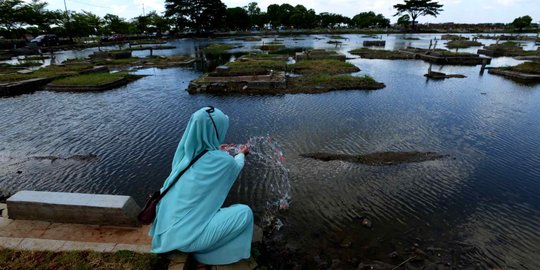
left=7, top=191, right=141, bottom=227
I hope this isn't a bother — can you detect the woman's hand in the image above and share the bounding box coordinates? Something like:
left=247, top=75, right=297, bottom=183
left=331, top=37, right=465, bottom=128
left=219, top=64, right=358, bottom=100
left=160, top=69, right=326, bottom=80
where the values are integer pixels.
left=239, top=144, right=250, bottom=155
left=220, top=144, right=234, bottom=151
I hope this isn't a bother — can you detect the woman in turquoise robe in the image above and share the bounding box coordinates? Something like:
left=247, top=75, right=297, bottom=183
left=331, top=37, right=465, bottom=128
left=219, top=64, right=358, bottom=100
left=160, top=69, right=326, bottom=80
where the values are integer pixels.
left=149, top=106, right=253, bottom=265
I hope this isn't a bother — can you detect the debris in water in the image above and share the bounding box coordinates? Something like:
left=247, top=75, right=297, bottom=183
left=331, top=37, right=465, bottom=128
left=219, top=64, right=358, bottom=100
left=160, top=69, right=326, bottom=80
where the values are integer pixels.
left=361, top=218, right=373, bottom=228
left=300, top=151, right=447, bottom=166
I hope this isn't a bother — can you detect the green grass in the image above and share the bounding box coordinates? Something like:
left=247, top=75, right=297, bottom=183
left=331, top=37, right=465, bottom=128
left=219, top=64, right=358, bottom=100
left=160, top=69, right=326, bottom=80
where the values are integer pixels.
left=0, top=248, right=168, bottom=270
left=305, top=49, right=338, bottom=55
left=0, top=63, right=93, bottom=83
left=220, top=58, right=359, bottom=76
left=239, top=53, right=289, bottom=60
left=91, top=57, right=142, bottom=66
left=202, top=44, right=237, bottom=55
left=328, top=35, right=347, bottom=39
left=290, top=74, right=384, bottom=91
left=483, top=41, right=523, bottom=50
left=430, top=50, right=476, bottom=56
left=482, top=41, right=533, bottom=56
left=0, top=61, right=41, bottom=68
left=497, top=41, right=521, bottom=47
left=301, top=74, right=376, bottom=84
left=81, top=55, right=193, bottom=67
left=519, top=50, right=540, bottom=56
left=441, top=34, right=468, bottom=40
left=259, top=44, right=285, bottom=51
left=503, top=62, right=540, bottom=75
left=349, top=48, right=410, bottom=59
left=268, top=47, right=308, bottom=55
left=23, top=55, right=49, bottom=61
left=235, top=36, right=262, bottom=41
left=291, top=59, right=359, bottom=75
left=51, top=72, right=128, bottom=86
left=223, top=59, right=287, bottom=75
left=127, top=45, right=176, bottom=51
left=142, top=55, right=195, bottom=67
left=446, top=40, right=483, bottom=49
left=147, top=55, right=193, bottom=62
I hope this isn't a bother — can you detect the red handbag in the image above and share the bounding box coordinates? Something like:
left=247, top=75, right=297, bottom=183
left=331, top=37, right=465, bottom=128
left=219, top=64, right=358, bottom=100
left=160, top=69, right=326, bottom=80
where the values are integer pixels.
left=138, top=150, right=208, bottom=225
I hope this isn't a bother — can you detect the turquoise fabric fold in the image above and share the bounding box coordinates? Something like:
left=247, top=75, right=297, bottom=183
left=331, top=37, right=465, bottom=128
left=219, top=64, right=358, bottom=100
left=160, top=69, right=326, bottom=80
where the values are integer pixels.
left=149, top=107, right=253, bottom=265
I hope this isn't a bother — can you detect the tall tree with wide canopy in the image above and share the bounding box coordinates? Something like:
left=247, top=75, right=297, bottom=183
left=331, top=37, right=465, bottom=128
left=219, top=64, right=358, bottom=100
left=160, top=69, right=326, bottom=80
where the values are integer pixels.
left=244, top=2, right=266, bottom=28
left=164, top=0, right=226, bottom=33
left=352, top=11, right=390, bottom=28
left=133, top=11, right=169, bottom=34
left=245, top=2, right=260, bottom=17
left=511, top=15, right=533, bottom=32
left=225, top=7, right=250, bottom=30
left=103, top=14, right=134, bottom=34
left=68, top=11, right=103, bottom=37
left=393, top=0, right=443, bottom=30
left=397, top=14, right=411, bottom=29
left=0, top=0, right=60, bottom=37
left=266, top=4, right=281, bottom=26
left=290, top=5, right=317, bottom=29
left=318, top=12, right=350, bottom=28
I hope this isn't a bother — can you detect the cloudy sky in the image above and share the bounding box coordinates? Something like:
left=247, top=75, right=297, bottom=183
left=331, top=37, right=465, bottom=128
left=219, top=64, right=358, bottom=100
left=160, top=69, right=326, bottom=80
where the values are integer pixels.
left=41, top=0, right=538, bottom=24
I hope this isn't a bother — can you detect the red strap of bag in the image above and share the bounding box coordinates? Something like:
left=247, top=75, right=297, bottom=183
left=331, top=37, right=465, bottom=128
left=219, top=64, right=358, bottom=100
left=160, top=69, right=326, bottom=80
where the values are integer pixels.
left=138, top=149, right=208, bottom=224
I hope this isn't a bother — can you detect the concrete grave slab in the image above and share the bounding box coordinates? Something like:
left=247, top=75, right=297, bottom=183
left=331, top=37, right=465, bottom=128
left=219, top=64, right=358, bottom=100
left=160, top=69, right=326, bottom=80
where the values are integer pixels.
left=0, top=237, right=23, bottom=249
left=7, top=191, right=141, bottom=227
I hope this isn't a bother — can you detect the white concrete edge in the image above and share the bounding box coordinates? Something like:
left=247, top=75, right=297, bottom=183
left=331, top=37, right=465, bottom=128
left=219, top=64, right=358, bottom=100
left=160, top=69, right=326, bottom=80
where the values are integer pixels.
left=0, top=236, right=151, bottom=253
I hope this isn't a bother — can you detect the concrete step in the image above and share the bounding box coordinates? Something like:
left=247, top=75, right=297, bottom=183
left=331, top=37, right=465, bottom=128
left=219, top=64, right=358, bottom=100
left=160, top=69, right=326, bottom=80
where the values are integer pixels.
left=7, top=191, right=141, bottom=227
left=0, top=236, right=150, bottom=253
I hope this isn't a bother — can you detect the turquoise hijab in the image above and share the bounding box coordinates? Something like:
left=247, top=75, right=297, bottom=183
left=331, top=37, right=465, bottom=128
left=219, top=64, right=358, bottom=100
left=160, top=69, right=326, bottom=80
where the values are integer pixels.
left=161, top=106, right=229, bottom=193
left=150, top=106, right=245, bottom=245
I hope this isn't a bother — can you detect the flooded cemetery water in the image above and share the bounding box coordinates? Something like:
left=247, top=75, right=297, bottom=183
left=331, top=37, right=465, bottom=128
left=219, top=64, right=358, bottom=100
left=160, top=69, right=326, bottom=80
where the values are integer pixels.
left=1, top=34, right=540, bottom=268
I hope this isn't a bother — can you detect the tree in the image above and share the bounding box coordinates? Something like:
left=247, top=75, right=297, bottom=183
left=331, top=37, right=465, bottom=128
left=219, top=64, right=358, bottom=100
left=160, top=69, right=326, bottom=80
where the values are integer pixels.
left=134, top=11, right=170, bottom=35
left=397, top=14, right=411, bottom=29
left=245, top=2, right=260, bottom=17
left=266, top=3, right=296, bottom=27
left=0, top=0, right=61, bottom=38
left=244, top=2, right=266, bottom=28
left=225, top=7, right=250, bottom=30
left=289, top=5, right=317, bottom=29
left=164, top=0, right=226, bottom=33
left=150, top=12, right=170, bottom=35
left=103, top=14, right=133, bottom=34
left=277, top=4, right=294, bottom=27
left=393, top=0, right=443, bottom=30
left=24, top=1, right=60, bottom=33
left=133, top=14, right=151, bottom=34
left=68, top=11, right=102, bottom=37
left=512, top=15, right=533, bottom=32
left=0, top=0, right=27, bottom=34
left=266, top=4, right=281, bottom=26
left=352, top=11, right=390, bottom=28
left=318, top=13, right=350, bottom=28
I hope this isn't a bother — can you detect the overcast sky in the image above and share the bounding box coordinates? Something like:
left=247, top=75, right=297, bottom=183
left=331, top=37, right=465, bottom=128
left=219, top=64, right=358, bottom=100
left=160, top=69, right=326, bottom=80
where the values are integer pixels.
left=40, top=0, right=539, bottom=24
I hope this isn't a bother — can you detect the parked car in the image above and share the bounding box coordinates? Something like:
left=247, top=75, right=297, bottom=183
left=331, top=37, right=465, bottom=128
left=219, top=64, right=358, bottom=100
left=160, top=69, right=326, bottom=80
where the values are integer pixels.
left=30, top=34, right=59, bottom=47
left=100, top=34, right=127, bottom=42
left=109, top=34, right=127, bottom=42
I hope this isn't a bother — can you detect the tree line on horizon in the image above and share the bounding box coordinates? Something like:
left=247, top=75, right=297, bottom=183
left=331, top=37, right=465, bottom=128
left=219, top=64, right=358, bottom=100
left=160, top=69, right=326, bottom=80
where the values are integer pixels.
left=0, top=0, right=536, bottom=39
